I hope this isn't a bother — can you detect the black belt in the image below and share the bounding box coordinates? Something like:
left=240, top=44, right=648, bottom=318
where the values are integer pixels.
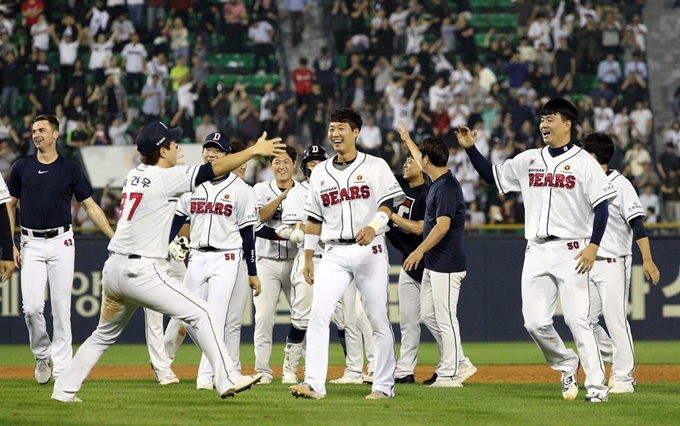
left=21, top=224, right=71, bottom=239
left=197, top=246, right=220, bottom=252
left=128, top=254, right=141, bottom=259
left=313, top=254, right=323, bottom=259
left=543, top=236, right=558, bottom=241
left=330, top=238, right=356, bottom=244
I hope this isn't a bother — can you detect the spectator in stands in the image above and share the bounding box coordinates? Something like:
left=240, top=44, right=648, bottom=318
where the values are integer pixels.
left=600, top=11, right=621, bottom=58
left=195, top=114, right=218, bottom=144
left=388, top=4, right=409, bottom=54
left=550, top=1, right=573, bottom=49
left=356, top=114, right=382, bottom=156
left=30, top=13, right=49, bottom=55
left=259, top=81, right=277, bottom=134
left=627, top=14, right=647, bottom=54
left=99, top=74, right=127, bottom=125
left=105, top=55, right=122, bottom=85
left=0, top=32, right=19, bottom=59
left=141, top=74, right=166, bottom=124
left=1, top=50, right=20, bottom=117
left=510, top=95, right=533, bottom=135
left=64, top=88, right=91, bottom=132
left=108, top=115, right=134, bottom=145
left=169, top=55, right=190, bottom=92
left=0, top=139, right=17, bottom=180
left=330, top=0, right=349, bottom=52
left=405, top=15, right=429, bottom=55
left=515, top=0, right=537, bottom=38
left=634, top=162, right=661, bottom=193
left=428, top=76, right=452, bottom=112
left=413, top=98, right=432, bottom=142
left=657, top=142, right=680, bottom=180
left=630, top=100, right=653, bottom=143
left=448, top=92, right=470, bottom=131
left=167, top=17, right=189, bottom=63
left=505, top=52, right=529, bottom=90
left=249, top=19, right=275, bottom=74
left=224, top=0, right=248, bottom=52
left=450, top=61, right=473, bottom=96
left=454, top=12, right=477, bottom=67
left=663, top=120, right=680, bottom=154
left=370, top=56, right=393, bottom=99
left=639, top=184, right=661, bottom=219
left=87, top=0, right=110, bottom=39
left=146, top=51, right=170, bottom=90
left=299, top=82, right=326, bottom=146
left=613, top=105, right=631, bottom=148
left=625, top=51, right=647, bottom=80
left=225, top=81, right=247, bottom=133
left=480, top=96, right=501, bottom=134
left=593, top=97, right=615, bottom=133
left=170, top=0, right=195, bottom=23
left=621, top=67, right=647, bottom=109
left=238, top=97, right=260, bottom=141
left=440, top=15, right=456, bottom=52
left=66, top=119, right=89, bottom=157
left=126, top=0, right=144, bottom=30
left=661, top=170, right=680, bottom=222
left=597, top=53, right=622, bottom=91
left=284, top=0, right=311, bottom=47
left=22, top=0, right=45, bottom=30
left=625, top=139, right=652, bottom=178
left=620, top=29, right=641, bottom=65
left=49, top=22, right=83, bottom=94
left=89, top=30, right=117, bottom=85
left=29, top=76, right=53, bottom=115
left=0, top=10, right=13, bottom=35
left=174, top=76, right=200, bottom=138
left=528, top=13, right=552, bottom=50
left=112, top=13, right=135, bottom=51
left=255, top=0, right=279, bottom=27
left=121, top=32, right=147, bottom=94
left=313, top=47, right=338, bottom=105
left=575, top=16, right=601, bottom=74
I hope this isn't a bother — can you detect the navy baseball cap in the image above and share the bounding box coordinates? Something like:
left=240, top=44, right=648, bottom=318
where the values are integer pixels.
left=203, top=132, right=231, bottom=152
left=136, top=122, right=183, bottom=155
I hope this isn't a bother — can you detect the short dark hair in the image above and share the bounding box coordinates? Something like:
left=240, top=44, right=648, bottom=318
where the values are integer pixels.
left=300, top=57, right=308, bottom=66
left=32, top=114, right=60, bottom=132
left=141, top=141, right=171, bottom=165
left=328, top=108, right=362, bottom=131
left=540, top=98, right=578, bottom=126
left=419, top=137, right=449, bottom=167
left=270, top=145, right=298, bottom=163
left=580, top=132, right=615, bottom=166
left=229, top=140, right=246, bottom=153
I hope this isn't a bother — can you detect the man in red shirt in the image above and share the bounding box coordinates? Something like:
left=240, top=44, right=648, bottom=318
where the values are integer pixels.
left=22, top=0, right=45, bottom=29
left=291, top=57, right=313, bottom=108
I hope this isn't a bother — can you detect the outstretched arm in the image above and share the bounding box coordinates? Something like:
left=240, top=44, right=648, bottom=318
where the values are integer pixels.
left=80, top=197, right=115, bottom=238
left=456, top=125, right=495, bottom=185
left=397, top=120, right=424, bottom=171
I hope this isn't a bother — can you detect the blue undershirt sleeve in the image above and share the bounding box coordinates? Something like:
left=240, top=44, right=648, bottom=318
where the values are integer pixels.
left=629, top=216, right=648, bottom=241
left=255, top=225, right=283, bottom=240
left=590, top=202, right=609, bottom=246
left=168, top=213, right=189, bottom=243
left=240, top=225, right=256, bottom=276
left=465, top=146, right=495, bottom=185
left=0, top=203, right=13, bottom=261
left=194, top=163, right=216, bottom=187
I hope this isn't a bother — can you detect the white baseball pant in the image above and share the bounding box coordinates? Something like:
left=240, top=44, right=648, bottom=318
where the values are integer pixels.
left=522, top=239, right=608, bottom=394
left=289, top=253, right=316, bottom=330
left=395, top=268, right=421, bottom=378
left=145, top=257, right=186, bottom=382
left=589, top=255, right=635, bottom=386
left=421, top=269, right=467, bottom=377
left=52, top=254, right=243, bottom=401
left=304, top=236, right=395, bottom=397
left=20, top=229, right=75, bottom=378
left=254, top=257, right=293, bottom=380
left=225, top=259, right=250, bottom=372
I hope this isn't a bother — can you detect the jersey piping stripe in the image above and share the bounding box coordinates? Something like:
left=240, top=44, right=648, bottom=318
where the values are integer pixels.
left=584, top=242, right=606, bottom=382
left=377, top=190, right=404, bottom=206
left=592, top=191, right=615, bottom=207
left=205, top=175, right=238, bottom=249
left=446, top=271, right=460, bottom=377
left=189, top=165, right=200, bottom=193
left=324, top=160, right=345, bottom=239
left=343, top=153, right=367, bottom=239
left=538, top=147, right=582, bottom=239
left=622, top=256, right=636, bottom=379
left=143, top=309, right=160, bottom=381
left=492, top=165, right=506, bottom=194
left=223, top=250, right=242, bottom=342
left=152, top=263, right=233, bottom=383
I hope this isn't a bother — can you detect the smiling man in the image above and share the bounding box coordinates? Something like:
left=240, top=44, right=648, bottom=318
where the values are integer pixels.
left=456, top=98, right=616, bottom=403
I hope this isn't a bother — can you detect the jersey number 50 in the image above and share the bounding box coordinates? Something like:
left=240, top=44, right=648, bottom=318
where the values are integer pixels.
left=118, top=193, right=144, bottom=221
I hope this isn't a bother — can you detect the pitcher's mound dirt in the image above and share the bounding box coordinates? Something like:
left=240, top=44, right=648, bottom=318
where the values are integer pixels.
left=1, top=365, right=677, bottom=383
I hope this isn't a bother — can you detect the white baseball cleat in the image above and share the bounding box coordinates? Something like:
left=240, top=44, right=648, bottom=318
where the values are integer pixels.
left=428, top=377, right=463, bottom=388
left=584, top=391, right=608, bottom=403
left=35, top=358, right=51, bottom=385
left=362, top=372, right=374, bottom=384
left=610, top=383, right=634, bottom=394
left=457, top=360, right=478, bottom=383
left=52, top=396, right=82, bottom=403
left=290, top=382, right=325, bottom=399
left=221, top=374, right=263, bottom=399
left=159, top=375, right=180, bottom=385
left=329, top=376, right=364, bottom=384
left=561, top=374, right=579, bottom=401
left=255, top=375, right=273, bottom=385
left=282, top=372, right=298, bottom=384
left=366, top=391, right=392, bottom=400
left=196, top=382, right=213, bottom=391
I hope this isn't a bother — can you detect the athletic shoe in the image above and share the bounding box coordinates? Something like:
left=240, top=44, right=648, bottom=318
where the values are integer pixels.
left=610, top=383, right=634, bottom=394
left=561, top=374, right=579, bottom=401
left=159, top=375, right=180, bottom=385
left=584, top=391, right=608, bottom=403
left=282, top=372, right=298, bottom=385
left=290, top=382, right=325, bottom=399
left=329, top=376, right=364, bottom=384
left=362, top=372, right=374, bottom=384
left=256, top=375, right=273, bottom=385
left=423, top=373, right=438, bottom=385
left=52, top=396, right=82, bottom=403
left=458, top=361, right=478, bottom=383
left=366, top=391, right=392, bottom=400
left=196, top=382, right=213, bottom=390
left=221, top=374, right=263, bottom=398
left=428, top=376, right=463, bottom=388
left=35, top=358, right=51, bottom=385
left=395, top=374, right=415, bottom=384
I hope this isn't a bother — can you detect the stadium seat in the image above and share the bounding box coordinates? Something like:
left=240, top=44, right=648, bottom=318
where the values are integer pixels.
left=469, top=14, right=491, bottom=29
left=491, top=14, right=518, bottom=29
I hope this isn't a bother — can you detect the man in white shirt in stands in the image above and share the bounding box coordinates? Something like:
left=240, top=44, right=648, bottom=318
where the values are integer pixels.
left=112, top=13, right=136, bottom=48
left=141, top=74, right=166, bottom=124
left=528, top=13, right=552, bottom=50
left=248, top=20, right=274, bottom=74
left=357, top=115, right=382, bottom=156
left=593, top=97, right=615, bottom=134
left=448, top=93, right=470, bottom=130
left=629, top=101, right=653, bottom=143
left=121, top=32, right=147, bottom=94
left=88, top=0, right=110, bottom=38
left=428, top=77, right=452, bottom=112
left=145, top=52, right=169, bottom=90
left=390, top=81, right=421, bottom=133
left=49, top=22, right=83, bottom=92
left=624, top=52, right=647, bottom=80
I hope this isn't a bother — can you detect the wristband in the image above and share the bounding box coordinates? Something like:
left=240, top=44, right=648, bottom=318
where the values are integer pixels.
left=304, top=234, right=320, bottom=251
left=368, top=211, right=390, bottom=233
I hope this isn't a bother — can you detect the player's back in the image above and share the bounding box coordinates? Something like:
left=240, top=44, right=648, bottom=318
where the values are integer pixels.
left=597, top=170, right=644, bottom=258
left=109, top=164, right=198, bottom=258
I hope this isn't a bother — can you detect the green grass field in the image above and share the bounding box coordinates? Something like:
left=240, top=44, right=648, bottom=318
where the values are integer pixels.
left=1, top=342, right=679, bottom=426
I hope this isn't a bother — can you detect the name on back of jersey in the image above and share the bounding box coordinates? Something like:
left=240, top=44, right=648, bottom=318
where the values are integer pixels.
left=124, top=175, right=152, bottom=188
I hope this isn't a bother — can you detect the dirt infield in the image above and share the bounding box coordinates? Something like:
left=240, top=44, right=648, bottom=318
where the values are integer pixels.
left=2, top=365, right=678, bottom=383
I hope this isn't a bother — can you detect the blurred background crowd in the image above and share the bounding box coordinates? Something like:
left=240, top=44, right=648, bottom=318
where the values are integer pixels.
left=0, top=0, right=678, bottom=228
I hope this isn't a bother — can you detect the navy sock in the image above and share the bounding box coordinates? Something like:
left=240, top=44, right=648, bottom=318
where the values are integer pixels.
left=337, top=329, right=347, bottom=357
left=287, top=324, right=306, bottom=344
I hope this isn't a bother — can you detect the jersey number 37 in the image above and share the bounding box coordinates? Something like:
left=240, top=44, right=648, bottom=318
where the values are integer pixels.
left=118, top=193, right=144, bottom=221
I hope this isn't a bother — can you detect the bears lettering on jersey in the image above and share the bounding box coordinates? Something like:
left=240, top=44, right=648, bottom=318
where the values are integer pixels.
left=528, top=172, right=576, bottom=189
left=319, top=185, right=371, bottom=207
left=190, top=200, right=234, bottom=216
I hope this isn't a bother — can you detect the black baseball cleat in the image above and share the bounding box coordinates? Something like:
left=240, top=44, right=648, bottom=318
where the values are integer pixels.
left=395, top=374, right=415, bottom=384
left=423, top=373, right=438, bottom=386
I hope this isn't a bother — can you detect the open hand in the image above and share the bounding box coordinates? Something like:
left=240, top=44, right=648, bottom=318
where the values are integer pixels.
left=0, top=260, right=15, bottom=282
left=403, top=249, right=423, bottom=272
left=574, top=243, right=598, bottom=274
left=454, top=125, right=477, bottom=149
left=397, top=120, right=412, bottom=142
left=254, top=131, right=286, bottom=157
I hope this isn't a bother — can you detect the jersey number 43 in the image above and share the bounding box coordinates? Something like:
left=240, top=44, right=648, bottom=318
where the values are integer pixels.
left=118, top=193, right=143, bottom=221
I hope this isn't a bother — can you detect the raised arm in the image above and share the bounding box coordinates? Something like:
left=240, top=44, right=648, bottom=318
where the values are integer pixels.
left=397, top=120, right=423, bottom=171
left=80, top=197, right=115, bottom=238
left=210, top=132, right=285, bottom=177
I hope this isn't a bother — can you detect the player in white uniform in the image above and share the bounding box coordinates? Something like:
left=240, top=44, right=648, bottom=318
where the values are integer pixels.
left=580, top=133, right=660, bottom=394
left=289, top=108, right=405, bottom=400
left=457, top=99, right=616, bottom=403
left=51, top=123, right=284, bottom=402
left=252, top=146, right=299, bottom=384
left=274, top=145, right=328, bottom=384
left=168, top=132, right=261, bottom=390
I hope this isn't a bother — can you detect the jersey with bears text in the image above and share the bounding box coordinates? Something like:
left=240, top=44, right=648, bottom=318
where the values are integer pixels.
left=254, top=180, right=298, bottom=259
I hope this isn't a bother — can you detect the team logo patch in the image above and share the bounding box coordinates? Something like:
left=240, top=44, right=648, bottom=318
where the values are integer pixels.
left=22, top=241, right=28, bottom=248
left=529, top=159, right=536, bottom=166
left=320, top=181, right=325, bottom=187
left=564, top=165, right=571, bottom=171
left=357, top=175, right=363, bottom=180
left=224, top=194, right=230, bottom=200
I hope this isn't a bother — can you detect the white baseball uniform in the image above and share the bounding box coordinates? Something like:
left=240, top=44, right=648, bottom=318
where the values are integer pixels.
left=303, top=152, right=405, bottom=397
left=589, top=170, right=644, bottom=387
left=52, top=164, right=246, bottom=401
left=492, top=145, right=616, bottom=395
left=167, top=173, right=258, bottom=387
left=253, top=180, right=298, bottom=381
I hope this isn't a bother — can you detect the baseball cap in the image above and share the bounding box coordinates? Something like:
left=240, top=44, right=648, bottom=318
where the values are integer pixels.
left=203, top=132, right=231, bottom=152
left=136, top=122, right=183, bottom=155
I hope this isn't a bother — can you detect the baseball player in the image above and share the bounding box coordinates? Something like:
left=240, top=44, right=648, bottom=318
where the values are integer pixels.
left=399, top=128, right=475, bottom=388
left=580, top=132, right=660, bottom=394
left=275, top=144, right=328, bottom=384
left=457, top=98, right=616, bottom=402
left=252, top=146, right=299, bottom=384
left=289, top=108, right=405, bottom=400
left=6, top=114, right=114, bottom=385
left=51, top=124, right=284, bottom=402
left=0, top=173, right=16, bottom=282
left=172, top=132, right=261, bottom=390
